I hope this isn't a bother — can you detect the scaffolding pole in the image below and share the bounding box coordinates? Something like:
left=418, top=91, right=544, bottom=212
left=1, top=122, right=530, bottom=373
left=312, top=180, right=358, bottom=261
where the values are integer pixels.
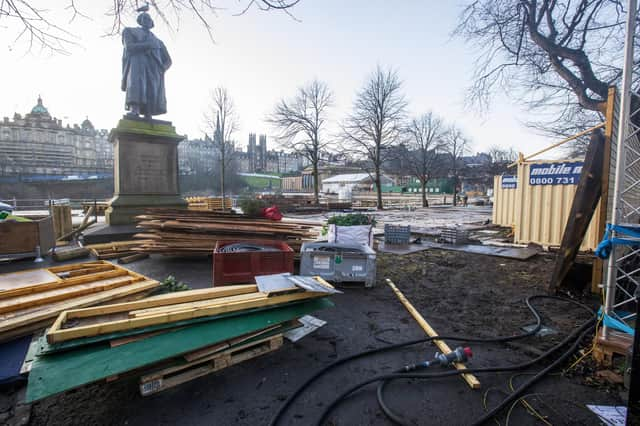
left=604, top=0, right=638, bottom=339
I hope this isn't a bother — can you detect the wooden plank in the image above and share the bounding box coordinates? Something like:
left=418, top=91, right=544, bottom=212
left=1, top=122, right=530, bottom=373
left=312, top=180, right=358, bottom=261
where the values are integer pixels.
left=118, top=253, right=149, bottom=264
left=47, top=261, right=109, bottom=273
left=47, top=290, right=325, bottom=343
left=60, top=269, right=129, bottom=285
left=39, top=300, right=296, bottom=354
left=93, top=250, right=137, bottom=260
left=57, top=264, right=115, bottom=278
left=0, top=275, right=140, bottom=314
left=0, top=269, right=62, bottom=296
left=385, top=279, right=481, bottom=390
left=110, top=328, right=182, bottom=348
left=592, top=87, right=617, bottom=293
left=128, top=292, right=267, bottom=318
left=64, top=285, right=258, bottom=319
left=26, top=298, right=333, bottom=402
left=549, top=129, right=605, bottom=293
left=85, top=240, right=141, bottom=250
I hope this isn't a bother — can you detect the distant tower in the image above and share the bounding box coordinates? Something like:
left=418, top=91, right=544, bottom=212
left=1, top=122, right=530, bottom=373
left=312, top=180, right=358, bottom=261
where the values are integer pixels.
left=248, top=133, right=257, bottom=172
left=258, top=134, right=267, bottom=171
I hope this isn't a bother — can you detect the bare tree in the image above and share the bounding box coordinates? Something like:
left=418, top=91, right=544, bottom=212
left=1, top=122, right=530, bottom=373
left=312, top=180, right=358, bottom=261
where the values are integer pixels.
left=455, top=0, right=636, bottom=139
left=487, top=145, right=518, bottom=176
left=443, top=125, right=470, bottom=206
left=205, top=86, right=239, bottom=204
left=404, top=112, right=445, bottom=208
left=1, top=1, right=301, bottom=53
left=341, top=65, right=408, bottom=210
left=267, top=79, right=333, bottom=204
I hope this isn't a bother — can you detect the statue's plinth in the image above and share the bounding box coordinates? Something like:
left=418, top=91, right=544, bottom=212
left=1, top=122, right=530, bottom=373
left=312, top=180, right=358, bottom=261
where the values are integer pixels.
left=105, top=118, right=187, bottom=225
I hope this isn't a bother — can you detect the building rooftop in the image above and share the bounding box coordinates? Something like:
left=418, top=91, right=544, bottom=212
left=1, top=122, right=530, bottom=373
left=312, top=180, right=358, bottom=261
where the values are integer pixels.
left=30, top=96, right=50, bottom=116
left=322, top=173, right=371, bottom=183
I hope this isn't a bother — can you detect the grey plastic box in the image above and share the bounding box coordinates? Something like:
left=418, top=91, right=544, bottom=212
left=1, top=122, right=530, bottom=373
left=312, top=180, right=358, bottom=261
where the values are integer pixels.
left=300, top=242, right=377, bottom=288
left=384, top=224, right=411, bottom=245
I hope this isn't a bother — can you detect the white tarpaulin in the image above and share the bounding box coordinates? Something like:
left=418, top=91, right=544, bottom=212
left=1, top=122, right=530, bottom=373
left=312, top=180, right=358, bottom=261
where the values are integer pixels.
left=327, top=224, right=373, bottom=247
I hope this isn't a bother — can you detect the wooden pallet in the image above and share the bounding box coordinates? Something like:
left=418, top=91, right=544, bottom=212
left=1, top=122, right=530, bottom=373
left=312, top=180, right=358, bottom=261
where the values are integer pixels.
left=593, top=328, right=633, bottom=367
left=139, top=334, right=284, bottom=396
left=185, top=197, right=233, bottom=211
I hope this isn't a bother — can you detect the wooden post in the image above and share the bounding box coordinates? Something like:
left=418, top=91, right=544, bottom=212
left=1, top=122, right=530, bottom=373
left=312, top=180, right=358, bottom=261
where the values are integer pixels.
left=592, top=87, right=617, bottom=293
left=385, top=278, right=481, bottom=389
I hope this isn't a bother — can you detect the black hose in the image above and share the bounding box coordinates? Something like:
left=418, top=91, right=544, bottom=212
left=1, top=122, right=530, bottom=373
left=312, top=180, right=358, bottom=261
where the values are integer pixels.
left=375, top=296, right=595, bottom=425
left=375, top=323, right=595, bottom=425
left=269, top=295, right=595, bottom=426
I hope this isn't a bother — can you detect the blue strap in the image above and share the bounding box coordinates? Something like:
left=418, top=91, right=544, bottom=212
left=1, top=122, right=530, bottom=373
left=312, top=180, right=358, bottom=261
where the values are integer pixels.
left=597, top=308, right=636, bottom=336
left=595, top=223, right=640, bottom=259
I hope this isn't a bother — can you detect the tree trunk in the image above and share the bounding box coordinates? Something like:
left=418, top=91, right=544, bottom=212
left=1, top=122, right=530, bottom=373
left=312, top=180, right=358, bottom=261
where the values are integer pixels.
left=375, top=167, right=383, bottom=210
left=312, top=161, right=320, bottom=205
left=421, top=181, right=428, bottom=208
left=452, top=175, right=458, bottom=206
left=220, top=156, right=226, bottom=210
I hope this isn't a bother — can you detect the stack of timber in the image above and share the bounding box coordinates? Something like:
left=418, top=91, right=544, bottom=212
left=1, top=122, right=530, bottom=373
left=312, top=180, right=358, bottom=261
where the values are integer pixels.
left=0, top=261, right=160, bottom=343
left=134, top=209, right=321, bottom=255
left=185, top=196, right=233, bottom=211
left=257, top=194, right=352, bottom=213
left=25, top=279, right=335, bottom=401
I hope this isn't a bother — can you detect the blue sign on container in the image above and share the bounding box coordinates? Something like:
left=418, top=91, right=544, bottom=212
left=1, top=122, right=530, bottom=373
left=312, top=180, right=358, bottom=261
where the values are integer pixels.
left=501, top=175, right=517, bottom=189
left=529, top=161, right=583, bottom=185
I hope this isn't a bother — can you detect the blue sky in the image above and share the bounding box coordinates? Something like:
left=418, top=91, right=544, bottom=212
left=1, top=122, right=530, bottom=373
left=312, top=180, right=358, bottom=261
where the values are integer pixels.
left=1, top=1, right=557, bottom=156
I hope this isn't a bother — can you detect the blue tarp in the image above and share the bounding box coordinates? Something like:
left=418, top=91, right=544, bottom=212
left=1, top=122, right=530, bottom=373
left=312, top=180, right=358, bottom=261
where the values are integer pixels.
left=0, top=335, right=31, bottom=386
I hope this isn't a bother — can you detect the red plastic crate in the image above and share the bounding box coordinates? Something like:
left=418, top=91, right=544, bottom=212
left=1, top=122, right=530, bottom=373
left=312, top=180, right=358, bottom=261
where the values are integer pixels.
left=213, top=240, right=294, bottom=286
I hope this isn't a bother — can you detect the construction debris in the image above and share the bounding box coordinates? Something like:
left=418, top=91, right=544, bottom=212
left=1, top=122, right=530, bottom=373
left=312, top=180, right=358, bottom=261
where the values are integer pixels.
left=134, top=209, right=321, bottom=255
left=25, top=279, right=335, bottom=402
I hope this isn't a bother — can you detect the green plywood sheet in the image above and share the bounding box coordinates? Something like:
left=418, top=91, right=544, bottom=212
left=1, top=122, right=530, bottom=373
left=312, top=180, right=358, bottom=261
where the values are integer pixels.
left=39, top=299, right=322, bottom=355
left=26, top=298, right=332, bottom=402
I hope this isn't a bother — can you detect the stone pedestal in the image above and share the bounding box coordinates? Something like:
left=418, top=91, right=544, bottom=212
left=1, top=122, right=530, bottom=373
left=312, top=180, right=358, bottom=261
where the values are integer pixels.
left=105, top=118, right=187, bottom=225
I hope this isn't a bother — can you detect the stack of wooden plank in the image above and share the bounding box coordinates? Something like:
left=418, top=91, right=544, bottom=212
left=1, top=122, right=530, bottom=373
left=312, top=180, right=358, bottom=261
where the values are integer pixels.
left=25, top=280, right=335, bottom=401
left=134, top=209, right=321, bottom=255
left=185, top=196, right=233, bottom=211
left=258, top=194, right=352, bottom=213
left=0, top=261, right=159, bottom=343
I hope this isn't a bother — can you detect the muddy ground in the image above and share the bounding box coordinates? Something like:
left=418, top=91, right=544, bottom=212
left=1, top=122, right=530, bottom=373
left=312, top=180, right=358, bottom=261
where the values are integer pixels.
left=1, top=248, right=624, bottom=425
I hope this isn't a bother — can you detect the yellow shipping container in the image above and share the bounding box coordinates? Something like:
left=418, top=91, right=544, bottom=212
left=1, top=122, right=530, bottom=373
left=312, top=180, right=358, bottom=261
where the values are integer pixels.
left=492, top=159, right=602, bottom=251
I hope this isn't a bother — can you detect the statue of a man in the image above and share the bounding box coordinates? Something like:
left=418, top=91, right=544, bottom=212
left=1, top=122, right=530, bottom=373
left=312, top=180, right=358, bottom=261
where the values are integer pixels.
left=121, top=12, right=172, bottom=119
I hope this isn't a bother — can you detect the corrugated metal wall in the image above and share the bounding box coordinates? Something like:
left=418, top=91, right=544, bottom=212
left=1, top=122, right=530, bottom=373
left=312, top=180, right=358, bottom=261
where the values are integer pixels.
left=492, top=175, right=517, bottom=227
left=492, top=160, right=601, bottom=251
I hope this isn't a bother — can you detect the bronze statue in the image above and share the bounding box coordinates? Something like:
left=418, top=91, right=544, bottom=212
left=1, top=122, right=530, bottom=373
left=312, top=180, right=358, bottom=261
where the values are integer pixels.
left=121, top=11, right=172, bottom=119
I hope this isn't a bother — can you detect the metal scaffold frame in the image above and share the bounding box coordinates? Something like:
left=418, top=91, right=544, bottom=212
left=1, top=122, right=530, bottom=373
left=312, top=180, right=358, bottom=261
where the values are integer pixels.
left=603, top=0, right=639, bottom=338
